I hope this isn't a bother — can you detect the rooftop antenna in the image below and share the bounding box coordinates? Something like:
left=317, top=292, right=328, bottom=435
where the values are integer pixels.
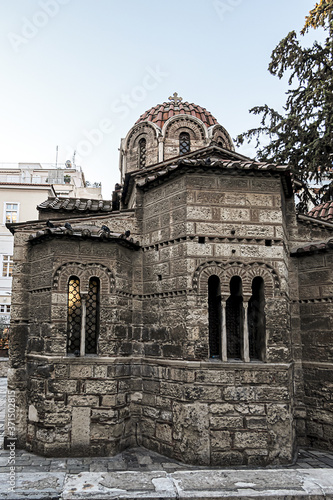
left=72, top=150, right=76, bottom=168
left=55, top=145, right=58, bottom=168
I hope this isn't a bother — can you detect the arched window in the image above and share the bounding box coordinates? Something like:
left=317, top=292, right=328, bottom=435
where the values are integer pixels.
left=139, top=138, right=146, bottom=168
left=85, top=278, right=100, bottom=354
left=248, top=277, right=265, bottom=361
left=67, top=276, right=82, bottom=354
left=67, top=276, right=100, bottom=355
left=179, top=132, right=190, bottom=155
left=226, top=276, right=243, bottom=359
left=208, top=275, right=222, bottom=358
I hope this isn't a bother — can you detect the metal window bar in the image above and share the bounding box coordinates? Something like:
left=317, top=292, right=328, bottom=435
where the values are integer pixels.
left=85, top=278, right=100, bottom=354
left=67, top=277, right=82, bottom=354
left=179, top=132, right=190, bottom=155
left=139, top=138, right=146, bottom=168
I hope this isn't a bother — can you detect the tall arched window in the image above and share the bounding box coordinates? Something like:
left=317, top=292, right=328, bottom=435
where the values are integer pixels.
left=85, top=278, right=100, bottom=354
left=139, top=138, right=146, bottom=168
left=248, top=277, right=265, bottom=361
left=226, top=276, right=243, bottom=359
left=208, top=275, right=222, bottom=358
left=67, top=276, right=82, bottom=354
left=179, top=132, right=190, bottom=155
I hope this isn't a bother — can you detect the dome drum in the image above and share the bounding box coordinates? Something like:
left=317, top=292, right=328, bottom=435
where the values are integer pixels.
left=119, top=95, right=235, bottom=180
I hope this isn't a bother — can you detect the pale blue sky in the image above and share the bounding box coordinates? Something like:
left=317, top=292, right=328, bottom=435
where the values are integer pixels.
left=0, top=0, right=325, bottom=197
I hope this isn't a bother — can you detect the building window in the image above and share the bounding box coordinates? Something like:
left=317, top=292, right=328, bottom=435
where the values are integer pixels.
left=5, top=203, right=18, bottom=224
left=67, top=276, right=100, bottom=355
left=226, top=276, right=243, bottom=360
left=0, top=304, right=10, bottom=314
left=248, top=277, right=266, bottom=361
left=208, top=275, right=222, bottom=358
left=67, top=277, right=82, bottom=354
left=85, top=278, right=100, bottom=354
left=179, top=132, right=190, bottom=155
left=2, top=256, right=13, bottom=277
left=139, top=138, right=146, bottom=168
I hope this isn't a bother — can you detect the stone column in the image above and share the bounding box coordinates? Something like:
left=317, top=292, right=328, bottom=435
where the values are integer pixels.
left=243, top=302, right=250, bottom=362
left=158, top=137, right=164, bottom=162
left=222, top=301, right=227, bottom=361
left=80, top=294, right=87, bottom=357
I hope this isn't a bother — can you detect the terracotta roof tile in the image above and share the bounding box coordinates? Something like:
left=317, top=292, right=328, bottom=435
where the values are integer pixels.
left=291, top=237, right=333, bottom=256
left=136, top=101, right=218, bottom=129
left=135, top=158, right=290, bottom=189
left=37, top=197, right=113, bottom=213
left=29, top=224, right=140, bottom=248
left=307, top=200, right=333, bottom=221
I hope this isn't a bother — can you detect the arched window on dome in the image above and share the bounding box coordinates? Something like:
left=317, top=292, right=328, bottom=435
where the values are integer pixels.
left=138, top=138, right=146, bottom=168
left=179, top=132, right=190, bottom=155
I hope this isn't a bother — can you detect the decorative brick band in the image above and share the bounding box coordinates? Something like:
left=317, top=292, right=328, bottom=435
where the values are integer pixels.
left=53, top=262, right=115, bottom=293
left=193, top=260, right=280, bottom=297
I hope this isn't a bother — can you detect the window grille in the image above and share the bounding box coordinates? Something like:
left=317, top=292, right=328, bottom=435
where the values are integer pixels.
left=67, top=277, right=82, bottom=354
left=85, top=278, right=99, bottom=354
left=2, top=256, right=13, bottom=277
left=139, top=138, right=146, bottom=168
left=179, top=132, right=190, bottom=155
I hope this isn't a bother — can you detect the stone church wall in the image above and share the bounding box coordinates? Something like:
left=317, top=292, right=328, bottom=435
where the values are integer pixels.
left=9, top=233, right=142, bottom=456
left=7, top=166, right=301, bottom=465
left=135, top=170, right=295, bottom=465
left=296, top=250, right=333, bottom=452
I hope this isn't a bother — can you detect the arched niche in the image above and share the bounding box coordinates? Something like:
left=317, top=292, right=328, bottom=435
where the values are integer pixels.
left=209, top=124, right=235, bottom=151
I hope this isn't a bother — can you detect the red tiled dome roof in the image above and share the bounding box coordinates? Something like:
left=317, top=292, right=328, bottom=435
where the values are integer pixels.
left=307, top=200, right=333, bottom=221
left=136, top=100, right=218, bottom=130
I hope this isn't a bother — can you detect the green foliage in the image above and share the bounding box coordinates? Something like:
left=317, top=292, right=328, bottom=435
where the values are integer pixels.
left=236, top=2, right=333, bottom=210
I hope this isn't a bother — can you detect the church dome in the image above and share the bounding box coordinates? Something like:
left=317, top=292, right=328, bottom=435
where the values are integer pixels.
left=136, top=93, right=218, bottom=130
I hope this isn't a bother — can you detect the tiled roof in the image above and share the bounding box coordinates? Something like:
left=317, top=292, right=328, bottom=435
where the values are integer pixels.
left=307, top=200, right=333, bottom=221
left=38, top=198, right=113, bottom=213
left=29, top=224, right=140, bottom=248
left=291, top=237, right=333, bottom=256
left=136, top=101, right=218, bottom=129
left=135, top=158, right=290, bottom=188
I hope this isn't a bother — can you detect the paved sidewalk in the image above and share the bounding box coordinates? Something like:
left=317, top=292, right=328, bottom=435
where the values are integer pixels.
left=0, top=377, right=333, bottom=499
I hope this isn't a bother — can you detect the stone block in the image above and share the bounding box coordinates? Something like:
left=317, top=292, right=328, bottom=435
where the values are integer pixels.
left=68, top=395, right=99, bottom=407
left=156, top=422, right=172, bottom=443
left=85, top=380, right=117, bottom=395
left=48, top=379, right=78, bottom=394
left=209, top=415, right=244, bottom=429
left=70, top=365, right=93, bottom=379
left=234, top=431, right=268, bottom=449
left=71, top=407, right=90, bottom=446
left=210, top=451, right=244, bottom=466
left=210, top=430, right=232, bottom=450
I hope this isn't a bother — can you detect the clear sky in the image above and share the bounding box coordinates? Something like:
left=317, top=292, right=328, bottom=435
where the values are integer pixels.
left=0, top=0, right=325, bottom=198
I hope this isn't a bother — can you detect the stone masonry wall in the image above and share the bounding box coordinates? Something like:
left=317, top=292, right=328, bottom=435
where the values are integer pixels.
left=135, top=170, right=295, bottom=465
left=7, top=167, right=298, bottom=465
left=11, top=233, right=141, bottom=456
left=295, top=250, right=333, bottom=451
left=136, top=359, right=294, bottom=466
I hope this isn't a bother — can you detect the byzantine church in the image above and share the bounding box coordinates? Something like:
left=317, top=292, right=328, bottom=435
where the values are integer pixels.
left=6, top=94, right=333, bottom=466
